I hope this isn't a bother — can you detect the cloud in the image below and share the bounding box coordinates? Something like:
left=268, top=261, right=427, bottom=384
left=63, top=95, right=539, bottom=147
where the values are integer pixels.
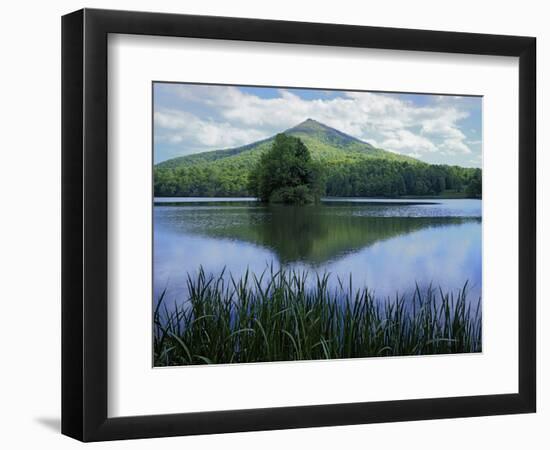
left=379, top=129, right=437, bottom=154
left=154, top=109, right=267, bottom=150
left=154, top=84, right=480, bottom=164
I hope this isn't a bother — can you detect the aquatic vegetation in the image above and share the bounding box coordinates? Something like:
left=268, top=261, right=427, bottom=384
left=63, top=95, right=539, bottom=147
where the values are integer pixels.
left=154, top=267, right=481, bottom=366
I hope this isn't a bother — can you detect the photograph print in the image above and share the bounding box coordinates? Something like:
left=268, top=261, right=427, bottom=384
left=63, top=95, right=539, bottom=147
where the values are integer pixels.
left=153, top=82, right=482, bottom=367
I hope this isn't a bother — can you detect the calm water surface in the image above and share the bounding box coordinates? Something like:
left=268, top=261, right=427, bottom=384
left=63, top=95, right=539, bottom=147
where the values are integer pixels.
left=154, top=198, right=481, bottom=306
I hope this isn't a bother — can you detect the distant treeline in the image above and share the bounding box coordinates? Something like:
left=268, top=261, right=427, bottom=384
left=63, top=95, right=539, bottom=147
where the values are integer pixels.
left=324, top=160, right=481, bottom=198
left=154, top=158, right=481, bottom=198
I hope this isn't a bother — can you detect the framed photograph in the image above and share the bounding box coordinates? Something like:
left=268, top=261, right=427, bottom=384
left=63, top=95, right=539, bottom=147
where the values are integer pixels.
left=62, top=8, right=536, bottom=442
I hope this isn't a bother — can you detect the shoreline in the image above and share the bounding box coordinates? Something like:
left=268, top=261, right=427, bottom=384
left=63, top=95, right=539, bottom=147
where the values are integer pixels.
left=153, top=195, right=481, bottom=204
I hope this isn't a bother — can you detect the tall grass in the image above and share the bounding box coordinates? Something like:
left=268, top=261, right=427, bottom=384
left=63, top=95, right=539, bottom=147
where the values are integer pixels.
left=154, top=267, right=481, bottom=366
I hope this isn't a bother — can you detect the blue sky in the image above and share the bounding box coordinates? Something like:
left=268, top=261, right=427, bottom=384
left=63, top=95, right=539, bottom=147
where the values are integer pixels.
left=154, top=83, right=482, bottom=167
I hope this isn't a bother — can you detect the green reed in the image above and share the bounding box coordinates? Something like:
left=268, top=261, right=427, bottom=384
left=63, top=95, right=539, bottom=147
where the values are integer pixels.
left=154, top=267, right=481, bottom=366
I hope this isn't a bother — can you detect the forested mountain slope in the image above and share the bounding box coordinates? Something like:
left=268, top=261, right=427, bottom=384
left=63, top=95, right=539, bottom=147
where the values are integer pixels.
left=154, top=119, right=481, bottom=198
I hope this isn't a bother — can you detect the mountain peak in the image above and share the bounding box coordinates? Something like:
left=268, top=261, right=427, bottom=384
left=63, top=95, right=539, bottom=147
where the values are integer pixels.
left=157, top=118, right=418, bottom=170
left=291, top=118, right=330, bottom=131
left=286, top=118, right=340, bottom=136
left=303, top=118, right=323, bottom=125
left=286, top=118, right=373, bottom=148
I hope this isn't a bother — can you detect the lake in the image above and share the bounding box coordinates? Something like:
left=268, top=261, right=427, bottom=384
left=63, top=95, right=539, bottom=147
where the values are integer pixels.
left=153, top=198, right=481, bottom=307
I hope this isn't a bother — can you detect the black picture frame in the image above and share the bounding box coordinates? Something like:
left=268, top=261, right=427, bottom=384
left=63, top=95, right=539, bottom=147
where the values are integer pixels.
left=62, top=8, right=536, bottom=442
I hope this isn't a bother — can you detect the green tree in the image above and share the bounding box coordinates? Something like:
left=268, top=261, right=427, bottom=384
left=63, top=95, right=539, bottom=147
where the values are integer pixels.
left=249, top=134, right=321, bottom=204
left=466, top=169, right=482, bottom=198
